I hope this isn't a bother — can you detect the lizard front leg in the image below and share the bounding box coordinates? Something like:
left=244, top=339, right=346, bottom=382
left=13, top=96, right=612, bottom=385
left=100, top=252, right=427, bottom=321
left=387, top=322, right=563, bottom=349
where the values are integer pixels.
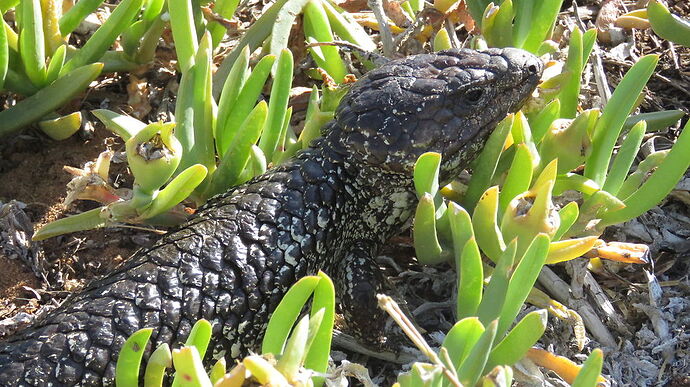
left=333, top=241, right=400, bottom=347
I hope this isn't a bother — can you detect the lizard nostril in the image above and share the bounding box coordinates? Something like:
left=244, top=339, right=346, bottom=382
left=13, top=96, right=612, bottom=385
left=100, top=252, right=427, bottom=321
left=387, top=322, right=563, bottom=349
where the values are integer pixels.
left=527, top=64, right=539, bottom=74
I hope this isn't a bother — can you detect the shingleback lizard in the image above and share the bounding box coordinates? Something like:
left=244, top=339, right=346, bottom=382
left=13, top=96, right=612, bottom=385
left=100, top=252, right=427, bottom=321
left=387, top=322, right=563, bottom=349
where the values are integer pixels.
left=0, top=47, right=542, bottom=385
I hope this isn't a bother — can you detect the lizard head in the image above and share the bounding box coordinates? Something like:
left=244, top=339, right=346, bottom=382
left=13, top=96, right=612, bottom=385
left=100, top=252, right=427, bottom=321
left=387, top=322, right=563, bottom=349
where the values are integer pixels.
left=330, top=47, right=543, bottom=182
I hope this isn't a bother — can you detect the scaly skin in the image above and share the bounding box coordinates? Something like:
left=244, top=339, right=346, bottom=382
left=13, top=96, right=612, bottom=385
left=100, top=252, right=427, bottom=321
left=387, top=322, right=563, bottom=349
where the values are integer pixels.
left=0, top=48, right=542, bottom=385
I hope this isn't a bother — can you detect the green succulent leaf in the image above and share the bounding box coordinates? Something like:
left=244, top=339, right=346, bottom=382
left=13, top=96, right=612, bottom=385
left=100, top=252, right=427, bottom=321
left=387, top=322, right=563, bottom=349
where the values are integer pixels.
left=276, top=314, right=312, bottom=381
left=262, top=276, right=320, bottom=355
left=398, top=362, right=445, bottom=387
left=414, top=152, right=442, bottom=198
left=483, top=0, right=513, bottom=48
left=45, top=44, right=66, bottom=84
left=530, top=99, right=561, bottom=144
left=624, top=110, right=684, bottom=132
left=168, top=0, right=198, bottom=73
left=0, top=62, right=102, bottom=137
left=465, top=115, right=514, bottom=210
left=92, top=109, right=147, bottom=141
left=499, top=144, right=534, bottom=212
left=19, top=0, right=47, bottom=87
left=171, top=346, right=213, bottom=387
left=477, top=241, right=516, bottom=326
left=139, top=164, right=208, bottom=219
left=216, top=55, right=275, bottom=156
left=497, top=234, right=550, bottom=338
left=571, top=349, right=604, bottom=387
left=414, top=193, right=444, bottom=265
left=38, top=111, right=82, bottom=141
left=515, top=0, right=564, bottom=52
left=59, top=0, right=104, bottom=35
left=269, top=0, right=311, bottom=58
left=602, top=120, right=646, bottom=195
left=486, top=310, right=547, bottom=371
left=648, top=0, right=690, bottom=47
left=212, top=0, right=294, bottom=97
left=584, top=54, right=658, bottom=186
left=456, top=237, right=483, bottom=320
left=0, top=18, right=7, bottom=90
left=322, top=0, right=377, bottom=54
left=304, top=271, right=335, bottom=387
left=457, top=320, right=498, bottom=387
left=601, top=119, right=690, bottom=227
left=61, top=0, right=144, bottom=75
left=553, top=201, right=579, bottom=241
left=433, top=28, right=453, bottom=51
left=208, top=358, right=226, bottom=385
left=302, top=0, right=347, bottom=82
left=144, top=344, right=172, bottom=387
left=32, top=207, right=108, bottom=241
left=259, top=49, right=294, bottom=161
left=244, top=355, right=289, bottom=386
left=442, top=317, right=485, bottom=372
left=115, top=328, right=153, bottom=387
left=209, top=0, right=240, bottom=48
left=472, top=186, right=505, bottom=262
left=126, top=122, right=182, bottom=194
left=212, top=101, right=268, bottom=195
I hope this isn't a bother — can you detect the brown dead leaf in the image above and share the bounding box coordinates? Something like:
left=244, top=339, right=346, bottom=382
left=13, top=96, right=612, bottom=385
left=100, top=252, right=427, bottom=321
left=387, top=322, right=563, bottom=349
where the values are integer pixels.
left=201, top=5, right=240, bottom=31
left=596, top=0, right=629, bottom=44
left=288, top=16, right=308, bottom=65
left=450, top=0, right=475, bottom=32
left=383, top=0, right=413, bottom=28
left=333, top=0, right=368, bottom=13
left=596, top=0, right=626, bottom=29
left=288, top=87, right=314, bottom=114
left=127, top=75, right=152, bottom=120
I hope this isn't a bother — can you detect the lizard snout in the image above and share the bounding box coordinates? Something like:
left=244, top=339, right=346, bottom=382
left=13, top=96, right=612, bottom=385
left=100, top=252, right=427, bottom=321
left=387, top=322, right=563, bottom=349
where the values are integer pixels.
left=501, top=47, right=544, bottom=85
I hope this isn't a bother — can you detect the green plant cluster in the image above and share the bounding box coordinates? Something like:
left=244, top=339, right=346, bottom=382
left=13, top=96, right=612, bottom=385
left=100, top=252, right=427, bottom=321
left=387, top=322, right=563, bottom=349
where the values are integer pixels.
left=0, top=0, right=167, bottom=138
left=33, top=0, right=360, bottom=239
left=403, top=1, right=690, bottom=385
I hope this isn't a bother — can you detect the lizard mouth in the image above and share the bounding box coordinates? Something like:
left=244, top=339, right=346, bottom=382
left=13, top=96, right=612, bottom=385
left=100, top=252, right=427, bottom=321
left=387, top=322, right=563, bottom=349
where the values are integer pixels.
left=510, top=64, right=543, bottom=112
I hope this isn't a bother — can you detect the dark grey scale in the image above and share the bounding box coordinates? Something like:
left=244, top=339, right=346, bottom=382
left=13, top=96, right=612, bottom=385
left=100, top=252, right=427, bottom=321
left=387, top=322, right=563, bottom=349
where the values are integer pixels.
left=302, top=185, right=320, bottom=210
left=283, top=190, right=304, bottom=216
left=259, top=267, right=274, bottom=295
left=290, top=217, right=306, bottom=241
left=228, top=288, right=246, bottom=316
left=159, top=298, right=181, bottom=328
left=412, top=119, right=442, bottom=146
left=182, top=287, right=202, bottom=320
left=248, top=242, right=267, bottom=272
left=372, top=86, right=401, bottom=113
left=156, top=265, right=182, bottom=299
left=134, top=282, right=162, bottom=310
left=417, top=98, right=445, bottom=121
left=0, top=48, right=542, bottom=385
left=84, top=347, right=108, bottom=373
left=408, top=78, right=447, bottom=95
left=238, top=212, right=261, bottom=242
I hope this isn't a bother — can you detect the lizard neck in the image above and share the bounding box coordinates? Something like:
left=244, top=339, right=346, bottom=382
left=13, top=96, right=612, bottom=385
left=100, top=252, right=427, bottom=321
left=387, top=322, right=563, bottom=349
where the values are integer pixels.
left=306, top=125, right=418, bottom=247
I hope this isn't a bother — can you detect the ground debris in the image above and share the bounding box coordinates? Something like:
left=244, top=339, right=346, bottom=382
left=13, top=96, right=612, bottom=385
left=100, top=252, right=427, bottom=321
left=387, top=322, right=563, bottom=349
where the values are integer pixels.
left=0, top=200, right=46, bottom=280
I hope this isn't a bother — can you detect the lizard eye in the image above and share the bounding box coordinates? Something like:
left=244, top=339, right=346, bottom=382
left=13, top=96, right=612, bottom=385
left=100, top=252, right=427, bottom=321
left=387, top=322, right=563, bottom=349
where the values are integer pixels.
left=465, top=88, right=484, bottom=104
